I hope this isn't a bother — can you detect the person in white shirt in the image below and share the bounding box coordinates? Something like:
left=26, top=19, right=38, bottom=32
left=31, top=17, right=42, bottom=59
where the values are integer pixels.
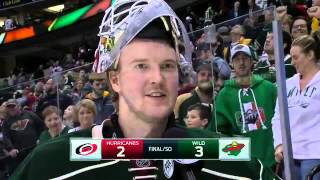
left=4, top=18, right=15, bottom=31
left=272, top=32, right=320, bottom=180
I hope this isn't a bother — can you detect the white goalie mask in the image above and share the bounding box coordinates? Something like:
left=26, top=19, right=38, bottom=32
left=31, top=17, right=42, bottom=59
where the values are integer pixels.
left=92, top=0, right=192, bottom=73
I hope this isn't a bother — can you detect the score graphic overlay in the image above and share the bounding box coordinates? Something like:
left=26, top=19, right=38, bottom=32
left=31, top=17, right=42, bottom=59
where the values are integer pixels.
left=101, top=139, right=219, bottom=160
left=70, top=138, right=250, bottom=161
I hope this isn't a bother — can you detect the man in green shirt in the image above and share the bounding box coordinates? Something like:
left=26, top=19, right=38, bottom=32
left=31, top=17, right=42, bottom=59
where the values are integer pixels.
left=208, top=44, right=277, bottom=168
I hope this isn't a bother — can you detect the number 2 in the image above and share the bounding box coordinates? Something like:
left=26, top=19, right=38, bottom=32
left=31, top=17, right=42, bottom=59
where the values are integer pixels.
left=195, top=146, right=203, bottom=157
left=117, top=146, right=125, bottom=157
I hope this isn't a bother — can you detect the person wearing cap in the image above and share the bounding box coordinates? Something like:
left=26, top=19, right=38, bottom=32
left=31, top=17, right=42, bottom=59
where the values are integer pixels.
left=194, top=35, right=231, bottom=81
left=208, top=44, right=277, bottom=168
left=84, top=72, right=114, bottom=125
left=11, top=1, right=279, bottom=179
left=2, top=99, right=44, bottom=174
left=174, top=63, right=214, bottom=127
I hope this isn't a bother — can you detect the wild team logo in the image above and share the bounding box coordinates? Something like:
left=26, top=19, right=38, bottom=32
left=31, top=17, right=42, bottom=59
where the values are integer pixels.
left=10, top=119, right=30, bottom=131
left=219, top=138, right=250, bottom=161
left=222, top=141, right=245, bottom=156
left=76, top=143, right=98, bottom=156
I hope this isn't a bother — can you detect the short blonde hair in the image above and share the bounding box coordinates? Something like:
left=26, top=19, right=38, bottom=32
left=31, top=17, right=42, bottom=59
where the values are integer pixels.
left=292, top=31, right=320, bottom=62
left=76, top=99, right=97, bottom=119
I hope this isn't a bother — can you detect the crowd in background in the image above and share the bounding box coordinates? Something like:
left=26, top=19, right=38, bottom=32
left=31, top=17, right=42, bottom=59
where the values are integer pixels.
left=0, top=0, right=320, bottom=179
left=0, top=0, right=97, bottom=33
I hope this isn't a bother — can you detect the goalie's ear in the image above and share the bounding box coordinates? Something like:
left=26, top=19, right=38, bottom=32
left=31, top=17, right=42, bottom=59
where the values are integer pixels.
left=108, top=71, right=120, bottom=93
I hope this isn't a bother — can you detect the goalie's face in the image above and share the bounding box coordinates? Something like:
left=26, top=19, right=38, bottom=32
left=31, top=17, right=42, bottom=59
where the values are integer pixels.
left=109, top=39, right=178, bottom=122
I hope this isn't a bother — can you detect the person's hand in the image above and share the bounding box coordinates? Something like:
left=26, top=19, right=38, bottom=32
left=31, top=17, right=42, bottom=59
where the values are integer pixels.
left=275, top=144, right=284, bottom=163
left=307, top=6, right=320, bottom=18
left=276, top=6, right=287, bottom=20
left=8, top=149, right=19, bottom=158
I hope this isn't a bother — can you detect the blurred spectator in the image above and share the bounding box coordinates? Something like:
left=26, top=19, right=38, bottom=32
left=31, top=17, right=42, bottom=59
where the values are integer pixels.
left=208, top=44, right=277, bottom=168
left=0, top=106, right=9, bottom=179
left=63, top=53, right=75, bottom=70
left=51, top=61, right=63, bottom=83
left=14, top=67, right=26, bottom=86
left=230, top=25, right=245, bottom=46
left=226, top=25, right=247, bottom=63
left=31, top=81, right=44, bottom=112
left=195, top=40, right=232, bottom=79
left=174, top=63, right=214, bottom=126
left=68, top=99, right=96, bottom=133
left=63, top=105, right=78, bottom=128
left=34, top=82, right=44, bottom=98
left=33, top=65, right=44, bottom=81
left=4, top=17, right=16, bottom=31
left=62, top=71, right=75, bottom=99
left=242, top=12, right=263, bottom=40
left=185, top=6, right=200, bottom=31
left=77, top=46, right=90, bottom=62
left=73, top=79, right=87, bottom=103
left=282, top=14, right=293, bottom=33
left=254, top=31, right=296, bottom=82
left=185, top=103, right=211, bottom=129
left=204, top=4, right=215, bottom=25
left=85, top=72, right=114, bottom=125
left=2, top=99, right=44, bottom=174
left=22, top=87, right=37, bottom=111
left=78, top=69, right=88, bottom=82
left=35, top=79, right=73, bottom=118
left=7, top=71, right=16, bottom=87
left=38, top=106, right=69, bottom=144
left=227, top=1, right=246, bottom=21
left=264, top=9, right=274, bottom=25
left=248, top=0, right=261, bottom=15
left=217, top=26, right=231, bottom=48
left=291, top=16, right=309, bottom=39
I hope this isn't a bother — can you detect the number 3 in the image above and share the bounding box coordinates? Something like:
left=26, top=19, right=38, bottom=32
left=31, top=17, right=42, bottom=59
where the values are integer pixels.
left=195, top=146, right=203, bottom=157
left=117, top=146, right=125, bottom=157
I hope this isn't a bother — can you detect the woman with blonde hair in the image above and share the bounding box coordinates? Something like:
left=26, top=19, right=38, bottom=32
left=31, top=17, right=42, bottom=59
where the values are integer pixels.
left=68, top=99, right=96, bottom=133
left=272, top=31, right=320, bottom=179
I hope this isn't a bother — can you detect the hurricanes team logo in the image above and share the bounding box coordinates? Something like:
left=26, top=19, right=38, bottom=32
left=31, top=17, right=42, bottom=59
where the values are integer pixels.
left=76, top=143, right=98, bottom=156
left=222, top=141, right=245, bottom=156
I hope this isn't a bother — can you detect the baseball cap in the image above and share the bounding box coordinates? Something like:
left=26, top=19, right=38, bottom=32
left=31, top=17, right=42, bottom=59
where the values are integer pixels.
left=230, top=44, right=252, bottom=61
left=196, top=62, right=212, bottom=73
left=196, top=58, right=231, bottom=80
